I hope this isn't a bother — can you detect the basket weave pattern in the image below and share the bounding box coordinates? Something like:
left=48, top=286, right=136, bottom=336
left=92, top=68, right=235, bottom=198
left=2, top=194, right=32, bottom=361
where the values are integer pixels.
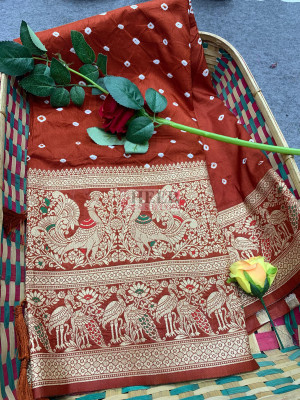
left=0, top=75, right=28, bottom=400
left=203, top=42, right=300, bottom=200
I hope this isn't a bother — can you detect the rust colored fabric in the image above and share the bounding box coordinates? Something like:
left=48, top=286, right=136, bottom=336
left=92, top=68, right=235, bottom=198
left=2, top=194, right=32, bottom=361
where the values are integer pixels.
left=24, top=0, right=300, bottom=398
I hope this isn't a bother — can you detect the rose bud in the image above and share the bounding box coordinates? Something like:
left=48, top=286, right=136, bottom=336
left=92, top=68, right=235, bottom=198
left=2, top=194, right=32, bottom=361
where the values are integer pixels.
left=99, top=94, right=135, bottom=139
left=227, top=256, right=277, bottom=297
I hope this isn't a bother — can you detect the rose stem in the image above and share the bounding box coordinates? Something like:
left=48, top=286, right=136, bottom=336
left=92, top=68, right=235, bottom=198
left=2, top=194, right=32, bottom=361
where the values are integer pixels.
left=260, top=296, right=285, bottom=350
left=33, top=57, right=109, bottom=95
left=155, top=117, right=300, bottom=156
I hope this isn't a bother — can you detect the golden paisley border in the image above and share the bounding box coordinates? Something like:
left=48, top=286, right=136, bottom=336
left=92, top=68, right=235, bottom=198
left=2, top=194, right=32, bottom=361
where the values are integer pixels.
left=25, top=255, right=231, bottom=289
left=30, top=332, right=252, bottom=387
left=28, top=161, right=209, bottom=190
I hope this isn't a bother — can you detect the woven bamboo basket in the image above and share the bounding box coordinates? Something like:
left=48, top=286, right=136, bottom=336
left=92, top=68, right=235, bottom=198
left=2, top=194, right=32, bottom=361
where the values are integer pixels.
left=0, top=32, right=300, bottom=400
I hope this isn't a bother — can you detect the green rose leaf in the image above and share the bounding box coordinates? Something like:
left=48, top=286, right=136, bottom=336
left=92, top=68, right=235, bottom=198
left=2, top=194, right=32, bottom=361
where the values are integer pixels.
left=87, top=127, right=126, bottom=145
left=126, top=116, right=154, bottom=144
left=20, top=20, right=47, bottom=55
left=145, top=88, right=167, bottom=113
left=19, top=74, right=55, bottom=96
left=70, top=30, right=95, bottom=64
left=0, top=41, right=34, bottom=76
left=104, top=76, right=144, bottom=110
left=91, top=78, right=107, bottom=95
left=40, top=206, right=48, bottom=214
left=50, top=58, right=71, bottom=85
left=50, top=87, right=70, bottom=107
left=31, top=63, right=51, bottom=77
left=70, top=86, right=85, bottom=106
left=96, top=53, right=107, bottom=75
left=44, top=198, right=50, bottom=206
left=124, top=140, right=149, bottom=154
left=79, top=64, right=99, bottom=82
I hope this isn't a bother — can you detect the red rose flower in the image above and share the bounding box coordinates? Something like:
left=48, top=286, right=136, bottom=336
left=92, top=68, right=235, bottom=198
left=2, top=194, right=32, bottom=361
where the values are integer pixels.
left=99, top=94, right=135, bottom=139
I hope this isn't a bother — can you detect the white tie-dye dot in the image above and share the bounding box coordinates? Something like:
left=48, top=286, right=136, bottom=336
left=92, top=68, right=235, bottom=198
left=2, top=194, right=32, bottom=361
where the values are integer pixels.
left=85, top=110, right=92, bottom=114
left=90, top=155, right=97, bottom=160
left=70, top=48, right=75, bottom=53
left=187, top=153, right=194, bottom=158
left=139, top=74, right=145, bottom=80
left=198, top=140, right=203, bottom=145
left=60, top=159, right=66, bottom=163
left=108, top=145, right=115, bottom=149
left=85, top=27, right=92, bottom=35
left=222, top=179, right=227, bottom=185
left=27, top=155, right=31, bottom=161
left=133, top=38, right=140, bottom=45
left=211, top=162, right=217, bottom=169
left=167, top=73, right=173, bottom=78
left=184, top=92, right=190, bottom=98
left=158, top=153, right=164, bottom=157
left=180, top=130, right=186, bottom=133
left=130, top=4, right=138, bottom=8
left=103, top=46, right=110, bottom=51
left=173, top=102, right=178, bottom=106
left=118, top=24, right=124, bottom=29
left=202, top=69, right=209, bottom=77
left=237, top=119, right=242, bottom=124
left=170, top=140, right=176, bottom=143
left=100, top=94, right=106, bottom=101
left=258, top=160, right=264, bottom=165
left=165, top=117, right=171, bottom=120
left=100, top=12, right=107, bottom=15
left=242, top=158, right=247, bottom=164
left=249, top=139, right=254, bottom=143
left=161, top=3, right=168, bottom=10
left=56, top=108, right=63, bottom=111
left=44, top=100, right=49, bottom=104
left=153, top=59, right=160, bottom=64
left=124, top=61, right=131, bottom=67
left=38, top=144, right=45, bottom=148
left=198, top=38, right=202, bottom=45
left=123, top=154, right=131, bottom=158
left=192, top=117, right=197, bottom=121
left=37, top=115, right=46, bottom=122
left=148, top=22, right=154, bottom=29
left=175, top=22, right=183, bottom=28
left=144, top=164, right=150, bottom=168
left=218, top=115, right=224, bottom=121
left=72, top=122, right=79, bottom=126
left=158, top=89, right=164, bottom=94
left=52, top=32, right=60, bottom=37
left=78, top=81, right=86, bottom=86
left=181, top=60, right=188, bottom=66
left=210, top=96, right=214, bottom=100
left=163, top=39, right=168, bottom=45
left=76, top=141, right=81, bottom=145
left=203, top=144, right=209, bottom=151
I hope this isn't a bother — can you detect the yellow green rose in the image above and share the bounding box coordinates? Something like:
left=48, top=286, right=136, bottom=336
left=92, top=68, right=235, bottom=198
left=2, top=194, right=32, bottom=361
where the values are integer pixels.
left=227, top=256, right=277, bottom=297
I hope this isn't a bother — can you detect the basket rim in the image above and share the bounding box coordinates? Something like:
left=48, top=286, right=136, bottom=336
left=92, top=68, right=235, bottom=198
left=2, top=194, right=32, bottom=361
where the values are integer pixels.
left=199, top=31, right=300, bottom=195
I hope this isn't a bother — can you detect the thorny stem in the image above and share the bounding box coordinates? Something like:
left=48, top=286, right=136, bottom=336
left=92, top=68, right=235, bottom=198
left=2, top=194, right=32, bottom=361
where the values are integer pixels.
left=33, top=57, right=109, bottom=95
left=155, top=117, right=300, bottom=156
left=260, top=296, right=285, bottom=350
